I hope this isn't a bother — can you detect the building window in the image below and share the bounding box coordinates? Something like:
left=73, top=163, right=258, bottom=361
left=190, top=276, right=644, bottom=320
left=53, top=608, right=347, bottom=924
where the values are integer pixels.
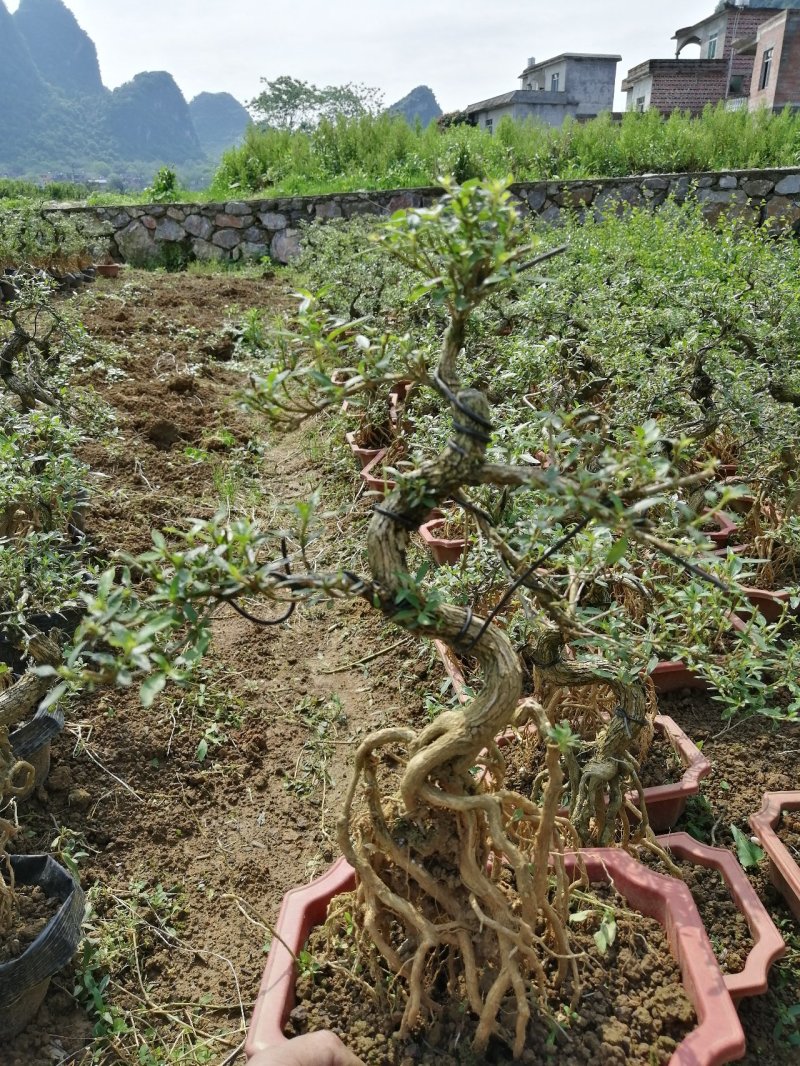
left=485, top=118, right=493, bottom=133
left=729, top=74, right=744, bottom=96
left=759, top=47, right=774, bottom=90
left=707, top=34, right=718, bottom=59
left=551, top=72, right=560, bottom=92
left=636, top=96, right=646, bottom=113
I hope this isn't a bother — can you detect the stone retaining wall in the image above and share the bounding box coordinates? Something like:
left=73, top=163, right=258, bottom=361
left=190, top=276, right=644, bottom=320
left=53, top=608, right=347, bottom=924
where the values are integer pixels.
left=48, top=167, right=800, bottom=267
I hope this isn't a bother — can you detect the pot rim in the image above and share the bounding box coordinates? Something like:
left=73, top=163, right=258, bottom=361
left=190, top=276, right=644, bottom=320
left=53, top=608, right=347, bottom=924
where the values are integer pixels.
left=657, top=831, right=786, bottom=1001
left=245, top=849, right=745, bottom=1064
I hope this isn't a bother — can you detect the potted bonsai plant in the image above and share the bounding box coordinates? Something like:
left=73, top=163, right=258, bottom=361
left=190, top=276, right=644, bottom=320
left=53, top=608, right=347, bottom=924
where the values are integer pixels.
left=63, top=180, right=753, bottom=1061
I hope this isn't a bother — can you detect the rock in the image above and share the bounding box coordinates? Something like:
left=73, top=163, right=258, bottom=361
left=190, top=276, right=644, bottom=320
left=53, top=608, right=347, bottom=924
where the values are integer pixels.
left=717, top=175, right=738, bottom=189
left=526, top=185, right=547, bottom=212
left=270, top=229, right=302, bottom=263
left=192, top=238, right=226, bottom=261
left=743, top=179, right=774, bottom=198
left=775, top=174, right=800, bottom=195
left=224, top=201, right=252, bottom=215
left=385, top=192, right=418, bottom=212
left=642, top=176, right=669, bottom=191
left=211, top=228, right=241, bottom=250
left=697, top=188, right=747, bottom=205
left=214, top=212, right=251, bottom=229
left=155, top=218, right=186, bottom=242
left=259, top=211, right=288, bottom=230
left=183, top=214, right=214, bottom=240
left=554, top=184, right=595, bottom=208
left=115, top=220, right=157, bottom=264
left=68, top=787, right=92, bottom=810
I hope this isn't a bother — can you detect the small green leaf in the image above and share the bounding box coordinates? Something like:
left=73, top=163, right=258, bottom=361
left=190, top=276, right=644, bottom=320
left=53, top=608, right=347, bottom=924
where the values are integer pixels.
left=605, top=537, right=628, bottom=566
left=140, top=673, right=167, bottom=708
left=195, top=738, right=209, bottom=763
left=731, top=825, right=765, bottom=869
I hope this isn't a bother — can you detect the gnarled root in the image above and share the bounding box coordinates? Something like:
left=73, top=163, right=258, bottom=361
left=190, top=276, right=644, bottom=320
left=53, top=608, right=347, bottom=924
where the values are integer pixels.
left=337, top=713, right=581, bottom=1058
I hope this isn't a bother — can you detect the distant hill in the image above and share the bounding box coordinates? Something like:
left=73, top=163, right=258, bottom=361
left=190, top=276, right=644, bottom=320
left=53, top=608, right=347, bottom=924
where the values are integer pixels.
left=387, top=86, right=442, bottom=126
left=189, top=93, right=251, bottom=158
left=0, top=0, right=248, bottom=183
left=107, top=72, right=203, bottom=163
left=14, top=0, right=104, bottom=97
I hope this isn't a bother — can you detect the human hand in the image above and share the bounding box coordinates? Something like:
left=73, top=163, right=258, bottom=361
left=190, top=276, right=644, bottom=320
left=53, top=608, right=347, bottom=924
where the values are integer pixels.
left=249, top=1031, right=366, bottom=1066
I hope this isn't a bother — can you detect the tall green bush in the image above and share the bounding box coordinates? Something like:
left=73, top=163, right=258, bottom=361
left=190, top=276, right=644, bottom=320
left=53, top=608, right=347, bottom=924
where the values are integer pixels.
left=212, top=104, right=800, bottom=198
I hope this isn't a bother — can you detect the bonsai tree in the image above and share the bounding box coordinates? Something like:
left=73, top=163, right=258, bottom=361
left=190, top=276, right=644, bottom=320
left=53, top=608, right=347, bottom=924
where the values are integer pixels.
left=61, top=179, right=767, bottom=1056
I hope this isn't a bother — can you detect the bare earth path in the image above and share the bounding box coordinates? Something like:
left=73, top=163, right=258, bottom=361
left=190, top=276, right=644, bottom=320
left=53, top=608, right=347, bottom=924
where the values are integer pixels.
left=5, top=269, right=432, bottom=1066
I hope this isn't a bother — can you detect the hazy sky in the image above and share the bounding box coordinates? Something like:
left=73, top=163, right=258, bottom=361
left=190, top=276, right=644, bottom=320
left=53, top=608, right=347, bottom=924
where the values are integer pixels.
left=6, top=1, right=709, bottom=111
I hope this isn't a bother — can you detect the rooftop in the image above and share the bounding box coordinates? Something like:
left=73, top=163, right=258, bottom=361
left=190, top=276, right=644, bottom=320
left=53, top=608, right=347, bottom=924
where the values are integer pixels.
left=519, top=52, right=621, bottom=76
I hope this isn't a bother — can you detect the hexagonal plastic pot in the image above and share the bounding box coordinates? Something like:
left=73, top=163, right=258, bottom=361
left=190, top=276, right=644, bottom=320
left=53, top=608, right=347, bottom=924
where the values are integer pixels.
left=564, top=849, right=745, bottom=1066
left=360, top=450, right=396, bottom=496
left=345, top=430, right=383, bottom=471
left=477, top=715, right=709, bottom=834
left=245, top=856, right=356, bottom=1056
left=419, top=517, right=467, bottom=566
left=245, top=850, right=745, bottom=1065
left=657, top=831, right=786, bottom=1002
left=750, top=792, right=800, bottom=924
left=651, top=660, right=709, bottom=693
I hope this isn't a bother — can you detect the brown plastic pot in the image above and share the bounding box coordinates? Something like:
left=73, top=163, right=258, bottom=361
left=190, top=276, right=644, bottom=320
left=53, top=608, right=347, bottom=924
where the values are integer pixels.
left=750, top=792, right=800, bottom=924
left=419, top=517, right=467, bottom=566
left=741, top=587, right=793, bottom=624
left=703, top=510, right=738, bottom=548
left=359, top=450, right=396, bottom=496
left=657, top=832, right=786, bottom=1002
left=344, top=430, right=383, bottom=471
left=651, top=660, right=709, bottom=694
left=95, top=263, right=122, bottom=278
left=246, top=850, right=745, bottom=1064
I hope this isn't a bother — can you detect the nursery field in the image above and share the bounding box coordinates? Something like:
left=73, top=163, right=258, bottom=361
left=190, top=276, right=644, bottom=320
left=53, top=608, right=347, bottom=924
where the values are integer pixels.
left=2, top=181, right=800, bottom=1066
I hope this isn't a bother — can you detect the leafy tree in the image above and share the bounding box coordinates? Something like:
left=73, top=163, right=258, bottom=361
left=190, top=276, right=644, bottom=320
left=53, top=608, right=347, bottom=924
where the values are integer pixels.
left=249, top=74, right=383, bottom=131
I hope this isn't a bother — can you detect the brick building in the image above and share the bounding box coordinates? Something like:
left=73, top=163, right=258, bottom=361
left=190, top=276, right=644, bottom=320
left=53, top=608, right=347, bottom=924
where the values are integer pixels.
left=623, top=1, right=800, bottom=115
left=738, top=8, right=800, bottom=110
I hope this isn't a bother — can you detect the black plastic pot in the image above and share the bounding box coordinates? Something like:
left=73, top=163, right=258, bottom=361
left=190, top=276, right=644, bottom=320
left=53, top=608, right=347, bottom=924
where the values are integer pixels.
left=0, top=855, right=84, bottom=1039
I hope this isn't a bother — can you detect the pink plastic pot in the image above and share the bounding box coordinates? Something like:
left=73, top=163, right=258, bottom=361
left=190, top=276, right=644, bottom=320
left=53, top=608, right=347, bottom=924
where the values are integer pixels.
left=750, top=792, right=800, bottom=924
left=419, top=517, right=467, bottom=566
left=657, top=832, right=785, bottom=1002
left=702, top=510, right=738, bottom=548
left=245, top=856, right=356, bottom=1056
left=566, top=849, right=745, bottom=1066
left=742, top=587, right=792, bottom=624
left=651, top=661, right=709, bottom=694
left=246, top=851, right=744, bottom=1064
left=345, top=430, right=383, bottom=470
left=639, top=716, right=712, bottom=831
left=359, top=450, right=396, bottom=496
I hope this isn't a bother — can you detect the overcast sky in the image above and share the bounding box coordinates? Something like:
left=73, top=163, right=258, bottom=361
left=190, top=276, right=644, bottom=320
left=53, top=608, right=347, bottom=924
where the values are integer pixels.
left=7, top=0, right=709, bottom=111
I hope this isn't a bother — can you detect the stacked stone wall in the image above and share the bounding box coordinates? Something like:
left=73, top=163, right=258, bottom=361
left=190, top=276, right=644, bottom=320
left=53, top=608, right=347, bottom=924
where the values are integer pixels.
left=45, top=167, right=800, bottom=267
